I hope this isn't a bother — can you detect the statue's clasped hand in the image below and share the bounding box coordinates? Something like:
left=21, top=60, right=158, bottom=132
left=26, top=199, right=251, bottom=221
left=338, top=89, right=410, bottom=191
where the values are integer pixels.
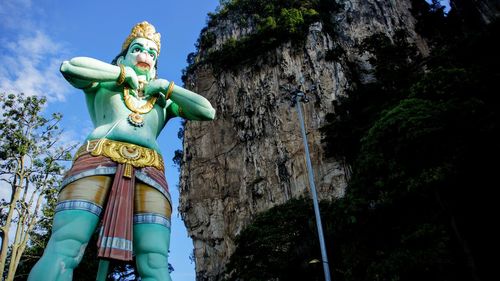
left=144, top=79, right=173, bottom=108
left=123, top=65, right=139, bottom=90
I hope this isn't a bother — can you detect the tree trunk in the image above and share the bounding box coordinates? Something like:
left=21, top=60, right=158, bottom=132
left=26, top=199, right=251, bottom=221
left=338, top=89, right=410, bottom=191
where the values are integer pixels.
left=6, top=186, right=45, bottom=281
left=0, top=183, right=23, bottom=274
left=0, top=158, right=25, bottom=275
left=6, top=210, right=26, bottom=281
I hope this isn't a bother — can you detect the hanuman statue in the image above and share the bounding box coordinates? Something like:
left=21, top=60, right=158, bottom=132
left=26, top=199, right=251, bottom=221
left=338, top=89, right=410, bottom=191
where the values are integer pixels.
left=28, top=21, right=215, bottom=281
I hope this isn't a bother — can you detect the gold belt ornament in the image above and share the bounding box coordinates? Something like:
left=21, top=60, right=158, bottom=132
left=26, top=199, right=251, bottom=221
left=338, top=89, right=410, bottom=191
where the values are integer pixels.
left=75, top=139, right=164, bottom=172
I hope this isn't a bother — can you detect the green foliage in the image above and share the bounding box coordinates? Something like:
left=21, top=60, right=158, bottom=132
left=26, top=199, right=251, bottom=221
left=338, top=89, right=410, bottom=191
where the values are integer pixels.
left=257, top=16, right=277, bottom=33
left=228, top=2, right=498, bottom=280
left=410, top=0, right=450, bottom=46
left=172, top=149, right=183, bottom=172
left=0, top=93, right=76, bottom=280
left=320, top=2, right=499, bottom=280
left=183, top=0, right=341, bottom=78
left=278, top=8, right=305, bottom=34
left=197, top=29, right=217, bottom=50
left=225, top=198, right=335, bottom=281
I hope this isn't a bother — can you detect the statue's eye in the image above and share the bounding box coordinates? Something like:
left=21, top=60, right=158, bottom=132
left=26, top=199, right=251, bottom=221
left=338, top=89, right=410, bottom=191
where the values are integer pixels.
left=148, top=51, right=157, bottom=59
left=133, top=47, right=141, bottom=53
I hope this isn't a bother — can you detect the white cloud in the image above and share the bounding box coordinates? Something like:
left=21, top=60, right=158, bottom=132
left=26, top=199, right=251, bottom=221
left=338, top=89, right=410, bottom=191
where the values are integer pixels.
left=0, top=1, right=79, bottom=248
left=0, top=31, right=71, bottom=102
left=0, top=2, right=71, bottom=102
left=0, top=0, right=33, bottom=31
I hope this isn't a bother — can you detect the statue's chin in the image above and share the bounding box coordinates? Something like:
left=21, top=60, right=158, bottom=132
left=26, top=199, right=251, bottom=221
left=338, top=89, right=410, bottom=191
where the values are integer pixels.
left=133, top=65, right=151, bottom=76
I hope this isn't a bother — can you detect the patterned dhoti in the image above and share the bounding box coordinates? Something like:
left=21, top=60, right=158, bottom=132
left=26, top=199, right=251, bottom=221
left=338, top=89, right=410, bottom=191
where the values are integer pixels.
left=55, top=139, right=172, bottom=261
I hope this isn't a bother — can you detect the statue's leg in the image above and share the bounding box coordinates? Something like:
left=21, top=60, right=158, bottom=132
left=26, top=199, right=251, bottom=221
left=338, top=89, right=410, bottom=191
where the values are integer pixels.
left=28, top=176, right=112, bottom=281
left=133, top=182, right=172, bottom=281
left=134, top=224, right=172, bottom=281
left=28, top=210, right=99, bottom=281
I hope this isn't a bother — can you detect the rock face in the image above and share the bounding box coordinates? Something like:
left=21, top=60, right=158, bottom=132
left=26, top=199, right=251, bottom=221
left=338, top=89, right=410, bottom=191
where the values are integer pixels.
left=451, top=0, right=500, bottom=24
left=179, top=1, right=423, bottom=280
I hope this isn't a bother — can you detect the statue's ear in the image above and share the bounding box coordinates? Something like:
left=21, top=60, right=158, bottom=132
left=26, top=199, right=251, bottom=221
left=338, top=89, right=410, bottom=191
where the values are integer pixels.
left=117, top=56, right=124, bottom=65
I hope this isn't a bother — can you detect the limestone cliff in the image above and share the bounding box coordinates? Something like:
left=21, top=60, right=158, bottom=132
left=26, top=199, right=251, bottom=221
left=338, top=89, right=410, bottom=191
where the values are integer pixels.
left=179, top=1, right=424, bottom=280
left=451, top=0, right=500, bottom=24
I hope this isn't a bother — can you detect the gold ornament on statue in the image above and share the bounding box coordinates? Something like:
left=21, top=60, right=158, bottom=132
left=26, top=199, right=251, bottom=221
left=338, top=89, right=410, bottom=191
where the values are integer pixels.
left=123, top=87, right=158, bottom=127
left=122, top=21, right=161, bottom=54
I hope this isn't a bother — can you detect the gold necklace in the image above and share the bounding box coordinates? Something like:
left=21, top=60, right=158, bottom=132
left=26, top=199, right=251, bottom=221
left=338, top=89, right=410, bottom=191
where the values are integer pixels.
left=123, top=87, right=158, bottom=127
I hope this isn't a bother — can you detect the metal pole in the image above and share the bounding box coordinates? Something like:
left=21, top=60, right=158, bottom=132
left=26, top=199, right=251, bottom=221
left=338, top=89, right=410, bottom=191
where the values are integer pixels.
left=294, top=92, right=332, bottom=281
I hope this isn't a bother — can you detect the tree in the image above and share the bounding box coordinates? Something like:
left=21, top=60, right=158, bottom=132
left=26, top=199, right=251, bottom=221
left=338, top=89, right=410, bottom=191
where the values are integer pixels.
left=226, top=2, right=498, bottom=280
left=320, top=3, right=499, bottom=280
left=13, top=191, right=58, bottom=280
left=224, top=198, right=335, bottom=281
left=0, top=93, right=75, bottom=280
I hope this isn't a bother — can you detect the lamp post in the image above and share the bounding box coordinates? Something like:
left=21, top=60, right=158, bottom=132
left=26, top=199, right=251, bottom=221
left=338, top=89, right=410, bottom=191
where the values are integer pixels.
left=291, top=90, right=332, bottom=281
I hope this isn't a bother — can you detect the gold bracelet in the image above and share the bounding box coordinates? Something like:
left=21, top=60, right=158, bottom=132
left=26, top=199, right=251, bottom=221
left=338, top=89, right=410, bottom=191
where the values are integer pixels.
left=116, top=64, right=126, bottom=85
left=165, top=81, right=175, bottom=99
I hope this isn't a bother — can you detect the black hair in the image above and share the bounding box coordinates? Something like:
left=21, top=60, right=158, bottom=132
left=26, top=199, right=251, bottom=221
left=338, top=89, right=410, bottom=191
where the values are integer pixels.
left=111, top=48, right=128, bottom=66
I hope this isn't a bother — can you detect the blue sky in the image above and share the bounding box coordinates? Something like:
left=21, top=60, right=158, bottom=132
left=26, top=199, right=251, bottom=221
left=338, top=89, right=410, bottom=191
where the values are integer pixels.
left=0, top=1, right=219, bottom=280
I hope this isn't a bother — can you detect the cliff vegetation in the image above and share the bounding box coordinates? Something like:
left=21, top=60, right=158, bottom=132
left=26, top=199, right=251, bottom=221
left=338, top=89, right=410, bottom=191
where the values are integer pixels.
left=183, top=0, right=341, bottom=78
left=223, top=1, right=498, bottom=280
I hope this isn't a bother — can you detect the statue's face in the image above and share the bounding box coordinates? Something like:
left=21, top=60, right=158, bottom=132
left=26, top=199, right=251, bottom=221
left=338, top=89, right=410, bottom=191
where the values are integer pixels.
left=120, top=37, right=158, bottom=79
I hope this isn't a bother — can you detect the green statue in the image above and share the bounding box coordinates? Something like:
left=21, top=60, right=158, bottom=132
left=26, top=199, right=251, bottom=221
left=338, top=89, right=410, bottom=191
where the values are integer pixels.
left=28, top=21, right=215, bottom=281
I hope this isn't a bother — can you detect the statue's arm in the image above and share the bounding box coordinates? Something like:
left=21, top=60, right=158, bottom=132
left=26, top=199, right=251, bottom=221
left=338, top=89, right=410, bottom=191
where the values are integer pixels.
left=60, top=57, right=138, bottom=90
left=169, top=85, right=216, bottom=120
left=146, top=80, right=215, bottom=121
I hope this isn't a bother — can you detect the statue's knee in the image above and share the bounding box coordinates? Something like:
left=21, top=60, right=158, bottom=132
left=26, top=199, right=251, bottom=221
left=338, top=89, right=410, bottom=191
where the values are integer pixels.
left=44, top=237, right=88, bottom=269
left=57, top=239, right=87, bottom=260
left=136, top=240, right=169, bottom=269
left=146, top=252, right=169, bottom=270
left=134, top=224, right=171, bottom=273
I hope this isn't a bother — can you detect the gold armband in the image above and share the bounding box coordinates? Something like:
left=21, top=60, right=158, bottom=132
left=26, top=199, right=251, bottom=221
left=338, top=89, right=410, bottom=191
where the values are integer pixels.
left=165, top=81, right=175, bottom=99
left=116, top=64, right=126, bottom=85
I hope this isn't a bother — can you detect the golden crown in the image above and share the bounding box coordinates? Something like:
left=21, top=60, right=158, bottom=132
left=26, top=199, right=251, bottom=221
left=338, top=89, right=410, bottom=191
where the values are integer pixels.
left=121, top=21, right=161, bottom=55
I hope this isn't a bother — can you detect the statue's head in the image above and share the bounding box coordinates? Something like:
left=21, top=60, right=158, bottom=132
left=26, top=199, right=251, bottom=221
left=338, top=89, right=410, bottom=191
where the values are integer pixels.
left=113, top=21, right=161, bottom=80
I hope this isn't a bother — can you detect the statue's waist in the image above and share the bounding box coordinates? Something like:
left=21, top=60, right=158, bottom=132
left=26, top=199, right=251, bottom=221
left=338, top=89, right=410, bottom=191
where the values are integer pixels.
left=74, top=138, right=164, bottom=171
left=88, top=124, right=161, bottom=151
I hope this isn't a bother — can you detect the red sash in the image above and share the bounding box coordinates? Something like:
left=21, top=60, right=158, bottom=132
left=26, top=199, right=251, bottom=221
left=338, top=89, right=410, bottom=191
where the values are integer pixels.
left=97, top=163, right=135, bottom=261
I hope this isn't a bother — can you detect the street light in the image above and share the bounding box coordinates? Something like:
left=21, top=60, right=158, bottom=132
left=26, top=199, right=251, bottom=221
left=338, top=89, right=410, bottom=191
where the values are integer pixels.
left=291, top=90, right=332, bottom=281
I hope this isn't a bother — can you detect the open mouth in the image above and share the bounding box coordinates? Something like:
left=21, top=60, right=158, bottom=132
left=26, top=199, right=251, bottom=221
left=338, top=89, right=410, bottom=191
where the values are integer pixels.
left=136, top=62, right=151, bottom=69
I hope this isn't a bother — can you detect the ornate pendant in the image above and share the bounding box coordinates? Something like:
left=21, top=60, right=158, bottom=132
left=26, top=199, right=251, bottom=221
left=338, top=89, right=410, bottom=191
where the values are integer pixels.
left=128, top=113, right=145, bottom=127
left=123, top=87, right=157, bottom=127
